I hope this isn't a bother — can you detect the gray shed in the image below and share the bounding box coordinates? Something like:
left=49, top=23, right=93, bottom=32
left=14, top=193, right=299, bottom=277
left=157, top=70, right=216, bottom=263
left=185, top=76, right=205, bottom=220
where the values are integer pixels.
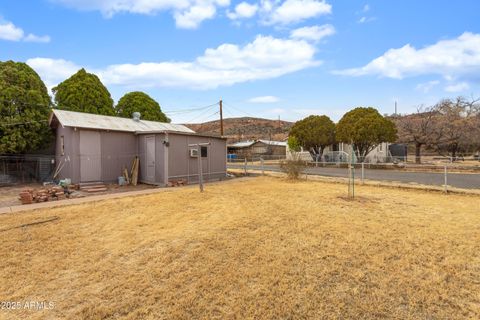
left=49, top=109, right=227, bottom=185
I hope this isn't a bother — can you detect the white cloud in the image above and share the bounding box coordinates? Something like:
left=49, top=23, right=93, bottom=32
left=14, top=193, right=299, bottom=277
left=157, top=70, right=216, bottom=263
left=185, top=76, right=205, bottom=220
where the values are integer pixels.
left=53, top=0, right=230, bottom=29
left=357, top=4, right=374, bottom=23
left=0, top=21, right=50, bottom=42
left=174, top=3, right=217, bottom=29
left=415, top=80, right=440, bottom=93
left=55, top=0, right=331, bottom=27
left=227, top=2, right=258, bottom=20
left=290, top=24, right=335, bottom=42
left=24, top=34, right=51, bottom=43
left=334, top=32, right=480, bottom=81
left=27, top=34, right=320, bottom=90
left=445, top=82, right=470, bottom=93
left=248, top=95, right=280, bottom=103
left=358, top=16, right=375, bottom=24
left=26, top=58, right=81, bottom=90
left=0, top=22, right=23, bottom=41
left=262, top=0, right=332, bottom=25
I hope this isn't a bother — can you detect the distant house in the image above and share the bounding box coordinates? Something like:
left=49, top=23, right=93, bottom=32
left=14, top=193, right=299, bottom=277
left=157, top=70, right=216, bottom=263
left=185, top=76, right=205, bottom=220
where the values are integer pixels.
left=227, top=140, right=287, bottom=159
left=286, top=141, right=408, bottom=163
left=322, top=142, right=407, bottom=163
left=49, top=109, right=227, bottom=185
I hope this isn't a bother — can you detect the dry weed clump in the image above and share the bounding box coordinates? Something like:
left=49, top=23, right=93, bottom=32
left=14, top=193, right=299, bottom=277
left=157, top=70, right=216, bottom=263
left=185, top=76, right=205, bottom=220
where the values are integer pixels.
left=0, top=177, right=479, bottom=319
left=279, top=159, right=306, bottom=179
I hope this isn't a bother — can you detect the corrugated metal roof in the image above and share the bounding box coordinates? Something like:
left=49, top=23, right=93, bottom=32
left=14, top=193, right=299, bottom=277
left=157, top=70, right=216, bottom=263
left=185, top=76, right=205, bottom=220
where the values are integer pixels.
left=258, top=140, right=287, bottom=146
left=50, top=109, right=195, bottom=134
left=227, top=140, right=287, bottom=148
left=228, top=140, right=256, bottom=148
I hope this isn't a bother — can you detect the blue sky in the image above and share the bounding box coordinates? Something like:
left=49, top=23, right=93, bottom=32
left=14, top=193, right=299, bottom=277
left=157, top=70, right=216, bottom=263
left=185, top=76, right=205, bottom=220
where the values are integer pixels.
left=1, top=0, right=479, bottom=123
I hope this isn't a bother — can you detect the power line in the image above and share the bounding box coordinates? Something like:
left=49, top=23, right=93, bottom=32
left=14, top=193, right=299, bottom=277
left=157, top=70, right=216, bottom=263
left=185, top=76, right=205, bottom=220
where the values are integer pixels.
left=222, top=101, right=256, bottom=118
left=183, top=104, right=219, bottom=123
left=196, top=109, right=220, bottom=123
left=163, top=102, right=219, bottom=114
left=0, top=97, right=221, bottom=117
left=222, top=105, right=237, bottom=118
left=195, top=110, right=221, bottom=133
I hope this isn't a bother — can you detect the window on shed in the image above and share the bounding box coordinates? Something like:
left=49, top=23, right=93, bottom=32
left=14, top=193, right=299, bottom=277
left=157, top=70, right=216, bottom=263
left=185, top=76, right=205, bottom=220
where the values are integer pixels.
left=60, top=135, right=65, bottom=156
left=201, top=146, right=208, bottom=157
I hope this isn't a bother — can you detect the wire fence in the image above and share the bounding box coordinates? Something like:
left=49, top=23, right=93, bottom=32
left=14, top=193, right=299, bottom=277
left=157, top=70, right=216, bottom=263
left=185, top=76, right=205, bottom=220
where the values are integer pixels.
left=2, top=151, right=479, bottom=191
left=233, top=152, right=479, bottom=166
left=227, top=156, right=480, bottom=191
left=0, top=154, right=55, bottom=185
left=227, top=154, right=286, bottom=163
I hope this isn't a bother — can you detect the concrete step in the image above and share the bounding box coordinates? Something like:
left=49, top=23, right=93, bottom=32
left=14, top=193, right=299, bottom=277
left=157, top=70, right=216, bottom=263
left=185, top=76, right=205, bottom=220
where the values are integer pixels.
left=85, top=187, right=108, bottom=193
left=80, top=182, right=107, bottom=191
left=79, top=181, right=104, bottom=187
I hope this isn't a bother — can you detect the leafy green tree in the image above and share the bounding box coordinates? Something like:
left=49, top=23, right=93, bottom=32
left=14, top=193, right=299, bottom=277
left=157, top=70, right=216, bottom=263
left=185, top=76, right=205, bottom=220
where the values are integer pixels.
left=282, top=136, right=306, bottom=179
left=336, top=107, right=397, bottom=158
left=116, top=91, right=169, bottom=122
left=289, top=115, right=335, bottom=157
left=0, top=60, right=52, bottom=153
left=52, top=68, right=114, bottom=115
left=287, top=136, right=301, bottom=152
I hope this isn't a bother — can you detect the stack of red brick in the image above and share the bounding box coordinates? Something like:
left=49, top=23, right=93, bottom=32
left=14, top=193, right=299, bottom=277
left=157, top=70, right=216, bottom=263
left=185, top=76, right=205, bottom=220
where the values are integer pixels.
left=19, top=186, right=66, bottom=205
left=167, top=180, right=187, bottom=187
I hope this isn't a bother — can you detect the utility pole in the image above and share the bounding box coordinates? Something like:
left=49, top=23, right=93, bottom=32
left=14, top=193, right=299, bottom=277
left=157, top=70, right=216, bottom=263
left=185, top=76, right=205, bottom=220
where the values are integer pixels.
left=395, top=101, right=398, bottom=116
left=219, top=99, right=224, bottom=136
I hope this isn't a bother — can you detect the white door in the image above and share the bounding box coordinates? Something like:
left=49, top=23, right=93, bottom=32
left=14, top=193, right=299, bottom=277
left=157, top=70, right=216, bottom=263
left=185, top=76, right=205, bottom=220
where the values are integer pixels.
left=146, top=136, right=155, bottom=182
left=80, top=130, right=102, bottom=182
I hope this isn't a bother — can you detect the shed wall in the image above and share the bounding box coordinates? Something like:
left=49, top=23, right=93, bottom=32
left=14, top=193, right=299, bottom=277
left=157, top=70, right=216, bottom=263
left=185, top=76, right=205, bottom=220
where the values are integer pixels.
left=100, top=131, right=137, bottom=182
left=71, top=129, right=81, bottom=182
left=251, top=142, right=286, bottom=156
left=167, top=134, right=226, bottom=183
left=138, top=135, right=147, bottom=183
left=56, top=127, right=138, bottom=183
left=55, top=126, right=76, bottom=181
left=55, top=127, right=225, bottom=185
left=154, top=134, right=166, bottom=184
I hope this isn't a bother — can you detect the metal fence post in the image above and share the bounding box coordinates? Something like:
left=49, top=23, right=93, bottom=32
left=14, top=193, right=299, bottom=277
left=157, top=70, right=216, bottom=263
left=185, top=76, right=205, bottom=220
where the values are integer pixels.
left=261, top=158, right=264, bottom=176
left=244, top=158, right=247, bottom=176
left=444, top=164, right=448, bottom=193
left=361, top=162, right=365, bottom=184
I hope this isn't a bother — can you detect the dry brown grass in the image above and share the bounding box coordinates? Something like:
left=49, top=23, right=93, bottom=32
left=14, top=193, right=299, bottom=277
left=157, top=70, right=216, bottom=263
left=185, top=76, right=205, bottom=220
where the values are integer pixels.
left=1, top=177, right=479, bottom=319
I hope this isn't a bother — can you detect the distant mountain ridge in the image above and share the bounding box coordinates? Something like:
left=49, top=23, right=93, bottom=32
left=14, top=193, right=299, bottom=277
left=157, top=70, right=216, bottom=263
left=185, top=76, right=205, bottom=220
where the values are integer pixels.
left=184, top=117, right=293, bottom=143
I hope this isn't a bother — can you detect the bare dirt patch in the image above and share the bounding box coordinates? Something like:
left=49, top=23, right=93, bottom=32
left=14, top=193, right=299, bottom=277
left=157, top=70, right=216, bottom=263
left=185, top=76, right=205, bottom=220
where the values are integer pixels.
left=0, top=177, right=479, bottom=319
left=0, top=183, right=42, bottom=208
left=0, top=183, right=157, bottom=209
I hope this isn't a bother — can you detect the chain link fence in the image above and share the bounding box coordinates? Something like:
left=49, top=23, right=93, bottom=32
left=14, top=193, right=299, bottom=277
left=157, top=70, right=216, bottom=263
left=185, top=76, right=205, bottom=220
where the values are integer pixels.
left=0, top=154, right=55, bottom=185
left=227, top=155, right=480, bottom=191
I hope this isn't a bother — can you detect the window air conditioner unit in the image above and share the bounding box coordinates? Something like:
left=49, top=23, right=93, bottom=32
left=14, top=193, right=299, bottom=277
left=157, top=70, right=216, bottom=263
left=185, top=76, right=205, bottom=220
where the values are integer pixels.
left=190, top=148, right=199, bottom=157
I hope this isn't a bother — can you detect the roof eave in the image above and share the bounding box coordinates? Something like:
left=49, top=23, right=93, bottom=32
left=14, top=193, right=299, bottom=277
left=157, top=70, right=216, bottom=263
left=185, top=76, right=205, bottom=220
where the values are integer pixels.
left=162, top=130, right=227, bottom=139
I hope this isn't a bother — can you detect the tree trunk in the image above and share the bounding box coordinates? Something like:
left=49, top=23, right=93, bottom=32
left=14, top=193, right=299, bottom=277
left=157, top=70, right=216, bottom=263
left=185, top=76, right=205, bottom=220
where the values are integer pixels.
left=319, top=146, right=325, bottom=159
left=451, top=144, right=457, bottom=159
left=415, top=142, right=422, bottom=164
